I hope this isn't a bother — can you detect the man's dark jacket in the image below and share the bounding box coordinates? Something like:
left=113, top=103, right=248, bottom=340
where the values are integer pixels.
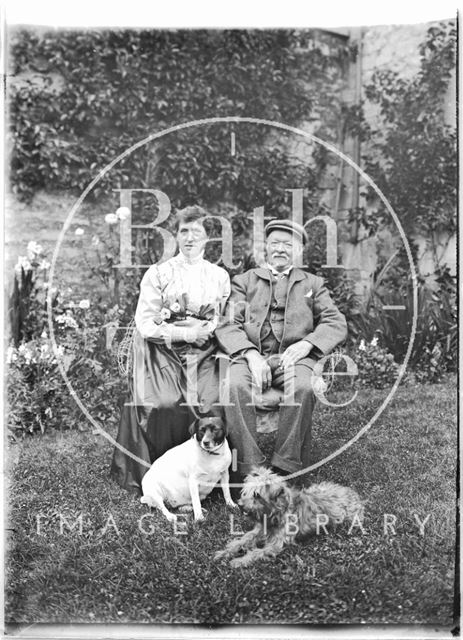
left=215, top=267, right=347, bottom=358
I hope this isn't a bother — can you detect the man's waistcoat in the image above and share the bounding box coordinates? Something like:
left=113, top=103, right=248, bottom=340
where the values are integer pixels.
left=216, top=267, right=348, bottom=357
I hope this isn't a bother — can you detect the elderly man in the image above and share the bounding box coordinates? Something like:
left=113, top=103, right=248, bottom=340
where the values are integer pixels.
left=215, top=219, right=347, bottom=476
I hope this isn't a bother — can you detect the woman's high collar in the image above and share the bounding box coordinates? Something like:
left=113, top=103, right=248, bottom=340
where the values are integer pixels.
left=175, top=250, right=206, bottom=266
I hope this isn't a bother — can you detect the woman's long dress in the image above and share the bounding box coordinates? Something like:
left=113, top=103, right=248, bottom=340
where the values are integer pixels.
left=110, top=252, right=230, bottom=493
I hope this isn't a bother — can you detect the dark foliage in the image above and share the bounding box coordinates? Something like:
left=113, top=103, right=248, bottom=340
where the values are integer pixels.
left=8, top=28, right=348, bottom=205
left=358, top=21, right=456, bottom=238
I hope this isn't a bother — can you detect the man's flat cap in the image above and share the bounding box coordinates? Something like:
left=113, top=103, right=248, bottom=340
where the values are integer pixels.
left=264, top=219, right=308, bottom=244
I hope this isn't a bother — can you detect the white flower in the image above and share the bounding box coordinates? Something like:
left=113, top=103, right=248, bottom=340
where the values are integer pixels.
left=21, top=346, right=33, bottom=363
left=370, top=336, right=378, bottom=347
left=65, top=317, right=79, bottom=329
left=359, top=339, right=366, bottom=351
left=27, top=241, right=44, bottom=260
left=91, top=235, right=100, bottom=246
left=39, top=259, right=51, bottom=271
left=75, top=228, right=85, bottom=236
left=116, top=206, right=131, bottom=221
left=160, top=308, right=171, bottom=320
left=312, top=375, right=328, bottom=394
left=40, top=344, right=50, bottom=359
left=6, top=346, right=17, bottom=364
left=78, top=299, right=90, bottom=310
left=15, top=256, right=32, bottom=274
left=55, top=314, right=78, bottom=329
left=54, top=345, right=64, bottom=357
left=105, top=213, right=118, bottom=225
left=170, top=302, right=181, bottom=313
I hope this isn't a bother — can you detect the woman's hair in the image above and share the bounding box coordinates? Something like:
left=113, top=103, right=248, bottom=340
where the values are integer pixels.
left=174, top=205, right=212, bottom=234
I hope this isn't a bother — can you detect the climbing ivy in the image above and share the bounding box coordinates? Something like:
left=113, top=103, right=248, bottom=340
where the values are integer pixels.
left=8, top=28, right=348, bottom=209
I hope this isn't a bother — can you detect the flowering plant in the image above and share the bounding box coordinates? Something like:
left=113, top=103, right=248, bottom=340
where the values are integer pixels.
left=9, top=241, right=57, bottom=346
left=7, top=243, right=126, bottom=437
left=7, top=335, right=68, bottom=434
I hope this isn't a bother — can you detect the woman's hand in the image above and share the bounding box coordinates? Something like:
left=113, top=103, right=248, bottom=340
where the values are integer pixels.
left=190, top=322, right=213, bottom=347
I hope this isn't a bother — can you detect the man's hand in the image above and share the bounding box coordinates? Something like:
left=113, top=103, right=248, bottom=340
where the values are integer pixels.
left=280, top=340, right=313, bottom=369
left=245, top=349, right=272, bottom=391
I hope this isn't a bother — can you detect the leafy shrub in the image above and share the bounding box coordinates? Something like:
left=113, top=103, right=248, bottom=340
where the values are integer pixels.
left=353, top=267, right=456, bottom=383
left=318, top=269, right=362, bottom=345
left=6, top=244, right=126, bottom=437
left=412, top=268, right=457, bottom=382
left=361, top=21, right=456, bottom=239
left=8, top=241, right=54, bottom=346
left=352, top=338, right=402, bottom=390
left=7, top=337, right=65, bottom=434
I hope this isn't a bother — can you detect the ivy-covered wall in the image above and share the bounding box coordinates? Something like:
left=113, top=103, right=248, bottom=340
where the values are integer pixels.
left=8, top=28, right=349, bottom=206
left=7, top=24, right=456, bottom=295
left=7, top=28, right=355, bottom=290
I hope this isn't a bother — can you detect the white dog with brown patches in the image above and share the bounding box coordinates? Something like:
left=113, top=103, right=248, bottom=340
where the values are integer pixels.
left=141, top=415, right=237, bottom=522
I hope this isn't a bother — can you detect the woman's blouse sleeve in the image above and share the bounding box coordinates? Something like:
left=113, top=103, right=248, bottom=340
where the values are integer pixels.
left=134, top=266, right=195, bottom=342
left=205, top=267, right=231, bottom=332
left=220, top=269, right=231, bottom=311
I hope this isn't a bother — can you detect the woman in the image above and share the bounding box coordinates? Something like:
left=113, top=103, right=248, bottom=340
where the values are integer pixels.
left=110, top=206, right=231, bottom=493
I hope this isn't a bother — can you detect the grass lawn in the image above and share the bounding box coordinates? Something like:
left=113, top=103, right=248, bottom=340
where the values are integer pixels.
left=5, top=375, right=457, bottom=627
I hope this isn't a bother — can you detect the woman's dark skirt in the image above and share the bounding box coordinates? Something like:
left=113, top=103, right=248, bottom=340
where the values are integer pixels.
left=110, top=331, right=222, bottom=494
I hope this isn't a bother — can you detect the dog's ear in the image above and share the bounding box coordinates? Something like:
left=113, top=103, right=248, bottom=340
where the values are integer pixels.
left=215, top=416, right=227, bottom=437
left=188, top=419, right=198, bottom=436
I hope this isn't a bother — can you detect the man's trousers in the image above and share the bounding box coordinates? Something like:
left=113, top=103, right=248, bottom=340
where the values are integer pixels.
left=224, top=352, right=316, bottom=474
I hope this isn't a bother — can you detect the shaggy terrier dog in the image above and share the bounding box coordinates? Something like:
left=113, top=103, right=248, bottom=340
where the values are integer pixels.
left=215, top=467, right=364, bottom=568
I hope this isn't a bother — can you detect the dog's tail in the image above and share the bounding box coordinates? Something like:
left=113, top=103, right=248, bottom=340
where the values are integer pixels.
left=303, top=481, right=364, bottom=525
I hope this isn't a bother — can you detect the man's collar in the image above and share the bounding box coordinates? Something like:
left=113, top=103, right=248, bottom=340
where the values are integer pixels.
left=255, top=265, right=306, bottom=283
left=266, top=263, right=293, bottom=277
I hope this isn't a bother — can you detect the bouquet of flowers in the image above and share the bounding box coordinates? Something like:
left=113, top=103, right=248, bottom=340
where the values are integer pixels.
left=153, top=293, right=216, bottom=326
